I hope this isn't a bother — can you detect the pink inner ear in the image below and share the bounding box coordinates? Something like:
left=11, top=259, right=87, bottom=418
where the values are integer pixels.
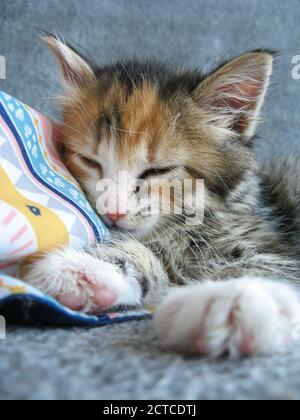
left=216, top=81, right=262, bottom=111
left=215, top=80, right=263, bottom=133
left=45, top=37, right=93, bottom=88
left=60, top=60, right=82, bottom=86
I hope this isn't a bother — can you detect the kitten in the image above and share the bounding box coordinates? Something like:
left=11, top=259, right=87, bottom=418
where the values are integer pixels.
left=25, top=36, right=300, bottom=358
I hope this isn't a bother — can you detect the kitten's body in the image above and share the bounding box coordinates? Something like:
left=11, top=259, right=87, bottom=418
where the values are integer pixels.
left=25, top=37, right=300, bottom=357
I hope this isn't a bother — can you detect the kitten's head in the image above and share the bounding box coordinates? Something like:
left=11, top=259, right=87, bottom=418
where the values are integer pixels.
left=46, top=36, right=273, bottom=238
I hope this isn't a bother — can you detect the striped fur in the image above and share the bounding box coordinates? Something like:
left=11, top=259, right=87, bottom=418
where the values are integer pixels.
left=25, top=36, right=300, bottom=357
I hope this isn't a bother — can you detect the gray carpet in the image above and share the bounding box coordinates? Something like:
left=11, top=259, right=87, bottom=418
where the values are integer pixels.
left=1, top=323, right=300, bottom=400
left=1, top=0, right=300, bottom=400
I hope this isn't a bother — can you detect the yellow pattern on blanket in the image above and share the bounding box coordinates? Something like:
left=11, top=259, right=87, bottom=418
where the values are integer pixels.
left=0, top=166, right=69, bottom=255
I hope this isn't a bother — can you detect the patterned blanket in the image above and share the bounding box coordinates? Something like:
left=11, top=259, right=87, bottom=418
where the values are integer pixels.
left=0, top=91, right=150, bottom=326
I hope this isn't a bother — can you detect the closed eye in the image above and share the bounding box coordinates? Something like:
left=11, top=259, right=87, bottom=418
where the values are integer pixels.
left=139, top=167, right=177, bottom=180
left=81, top=157, right=102, bottom=171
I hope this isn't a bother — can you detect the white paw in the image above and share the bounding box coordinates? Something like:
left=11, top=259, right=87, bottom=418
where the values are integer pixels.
left=154, top=277, right=300, bottom=358
left=24, top=249, right=143, bottom=313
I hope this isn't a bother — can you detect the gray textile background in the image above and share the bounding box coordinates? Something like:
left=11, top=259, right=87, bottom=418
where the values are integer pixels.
left=1, top=0, right=300, bottom=400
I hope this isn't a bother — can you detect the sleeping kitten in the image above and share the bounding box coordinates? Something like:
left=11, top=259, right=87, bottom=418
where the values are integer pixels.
left=25, top=36, right=300, bottom=357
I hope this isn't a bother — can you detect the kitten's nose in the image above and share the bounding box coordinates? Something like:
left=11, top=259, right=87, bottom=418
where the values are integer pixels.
left=106, top=212, right=126, bottom=224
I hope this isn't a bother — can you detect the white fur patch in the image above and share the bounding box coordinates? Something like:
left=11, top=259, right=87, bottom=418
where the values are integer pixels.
left=24, top=248, right=143, bottom=312
left=154, top=277, right=300, bottom=358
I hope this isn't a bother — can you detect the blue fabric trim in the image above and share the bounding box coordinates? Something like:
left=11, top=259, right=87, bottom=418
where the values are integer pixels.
left=0, top=101, right=102, bottom=242
left=0, top=294, right=152, bottom=327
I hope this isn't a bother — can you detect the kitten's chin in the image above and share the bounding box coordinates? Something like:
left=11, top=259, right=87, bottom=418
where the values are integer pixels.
left=104, top=220, right=157, bottom=240
left=117, top=223, right=155, bottom=239
left=97, top=213, right=155, bottom=239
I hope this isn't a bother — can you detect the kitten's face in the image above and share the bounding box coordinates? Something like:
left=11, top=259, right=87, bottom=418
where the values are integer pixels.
left=61, top=77, right=221, bottom=237
left=46, top=37, right=272, bottom=238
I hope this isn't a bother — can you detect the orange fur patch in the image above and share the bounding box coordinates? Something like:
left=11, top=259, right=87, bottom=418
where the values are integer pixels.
left=60, top=76, right=253, bottom=202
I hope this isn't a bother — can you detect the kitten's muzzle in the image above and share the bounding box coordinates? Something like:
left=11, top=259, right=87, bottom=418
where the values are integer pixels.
left=105, top=212, right=127, bottom=224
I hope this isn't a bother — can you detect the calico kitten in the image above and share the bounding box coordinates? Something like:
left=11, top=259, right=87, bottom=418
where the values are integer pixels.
left=25, top=36, right=300, bottom=357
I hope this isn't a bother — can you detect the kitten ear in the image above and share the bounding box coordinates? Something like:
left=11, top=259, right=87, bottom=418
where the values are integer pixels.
left=195, top=52, right=273, bottom=138
left=44, top=35, right=96, bottom=90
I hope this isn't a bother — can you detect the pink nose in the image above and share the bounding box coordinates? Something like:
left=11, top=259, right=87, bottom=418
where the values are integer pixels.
left=106, top=212, right=126, bottom=224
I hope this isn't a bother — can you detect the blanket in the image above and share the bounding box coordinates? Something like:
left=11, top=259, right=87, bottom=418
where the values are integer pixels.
left=0, top=91, right=150, bottom=326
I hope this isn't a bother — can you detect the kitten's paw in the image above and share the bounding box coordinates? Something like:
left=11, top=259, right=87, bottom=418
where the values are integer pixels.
left=24, top=249, right=144, bottom=313
left=154, top=278, right=300, bottom=358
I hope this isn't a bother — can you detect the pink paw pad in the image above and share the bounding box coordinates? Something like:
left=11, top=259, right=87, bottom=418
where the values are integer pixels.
left=58, top=292, right=87, bottom=310
left=93, top=285, right=118, bottom=309
left=238, top=334, right=256, bottom=356
left=195, top=338, right=210, bottom=355
left=57, top=271, right=118, bottom=312
left=78, top=272, right=119, bottom=309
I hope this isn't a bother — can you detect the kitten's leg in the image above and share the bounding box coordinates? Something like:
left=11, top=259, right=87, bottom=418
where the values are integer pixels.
left=24, top=238, right=168, bottom=313
left=155, top=276, right=300, bottom=357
